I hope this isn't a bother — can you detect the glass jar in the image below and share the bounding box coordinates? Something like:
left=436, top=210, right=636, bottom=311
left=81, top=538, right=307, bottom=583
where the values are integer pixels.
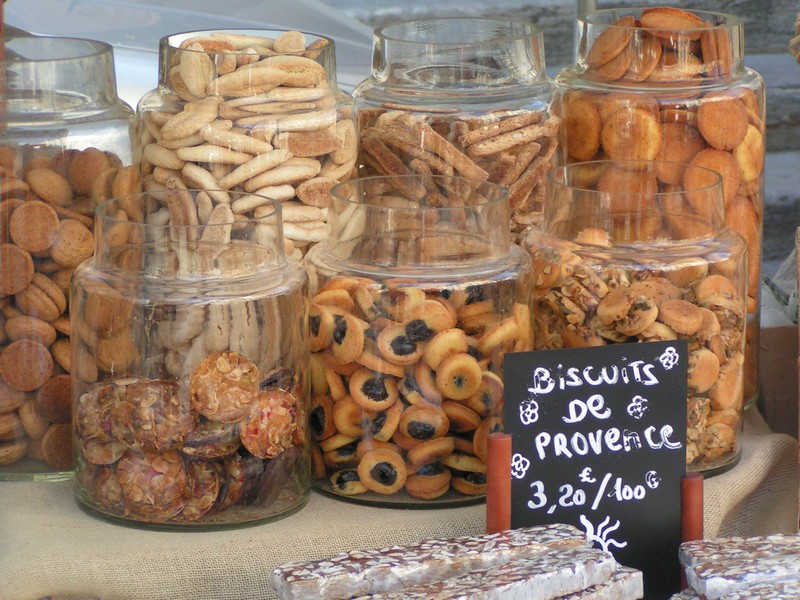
left=71, top=190, right=310, bottom=528
left=0, top=37, right=135, bottom=480
left=552, top=7, right=764, bottom=408
left=303, top=174, right=532, bottom=506
left=352, top=18, right=558, bottom=243
left=135, top=29, right=355, bottom=261
left=523, top=160, right=747, bottom=475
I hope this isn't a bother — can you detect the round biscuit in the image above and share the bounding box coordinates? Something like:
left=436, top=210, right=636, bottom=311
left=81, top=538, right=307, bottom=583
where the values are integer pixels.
left=697, top=92, right=749, bottom=151
left=601, top=107, right=663, bottom=164
left=563, top=97, right=602, bottom=161
left=586, top=15, right=636, bottom=68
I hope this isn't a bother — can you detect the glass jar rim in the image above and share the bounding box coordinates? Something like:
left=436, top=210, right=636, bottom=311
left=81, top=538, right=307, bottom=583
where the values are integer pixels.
left=162, top=28, right=335, bottom=54
left=1, top=36, right=113, bottom=63
left=581, top=7, right=743, bottom=30
left=548, top=160, right=723, bottom=196
left=374, top=17, right=544, bottom=46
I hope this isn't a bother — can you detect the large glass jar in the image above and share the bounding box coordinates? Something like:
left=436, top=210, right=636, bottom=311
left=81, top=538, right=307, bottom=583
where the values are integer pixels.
left=0, top=37, right=134, bottom=480
left=71, top=191, right=310, bottom=528
left=552, top=7, right=764, bottom=408
left=352, top=18, right=558, bottom=243
left=523, top=161, right=747, bottom=475
left=135, top=29, right=356, bottom=261
left=303, top=174, right=532, bottom=506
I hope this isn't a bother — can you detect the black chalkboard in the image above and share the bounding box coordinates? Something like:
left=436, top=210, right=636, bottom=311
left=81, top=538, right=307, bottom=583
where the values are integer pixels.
left=504, top=340, right=687, bottom=599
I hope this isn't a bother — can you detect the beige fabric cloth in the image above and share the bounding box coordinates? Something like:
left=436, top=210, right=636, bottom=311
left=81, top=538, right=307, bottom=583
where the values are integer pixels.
left=1, top=408, right=797, bottom=600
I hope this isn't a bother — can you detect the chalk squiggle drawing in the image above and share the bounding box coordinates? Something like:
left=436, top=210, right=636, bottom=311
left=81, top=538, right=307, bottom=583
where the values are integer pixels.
left=580, top=515, right=628, bottom=552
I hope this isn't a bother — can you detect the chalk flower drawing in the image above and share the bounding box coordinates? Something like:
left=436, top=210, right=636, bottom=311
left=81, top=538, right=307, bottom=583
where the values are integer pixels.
left=626, top=395, right=649, bottom=420
left=658, top=346, right=680, bottom=370
left=510, top=453, right=531, bottom=479
left=519, top=399, right=539, bottom=425
left=580, top=514, right=628, bottom=552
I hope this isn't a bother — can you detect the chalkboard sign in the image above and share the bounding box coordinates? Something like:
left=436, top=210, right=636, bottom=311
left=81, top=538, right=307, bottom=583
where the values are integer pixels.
left=504, top=340, right=688, bottom=598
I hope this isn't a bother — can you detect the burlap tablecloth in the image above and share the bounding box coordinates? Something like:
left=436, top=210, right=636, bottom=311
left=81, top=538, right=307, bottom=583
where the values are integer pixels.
left=1, top=407, right=797, bottom=600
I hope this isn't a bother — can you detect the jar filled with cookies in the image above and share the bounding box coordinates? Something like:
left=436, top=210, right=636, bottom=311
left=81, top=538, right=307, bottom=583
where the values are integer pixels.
left=552, top=7, right=764, bottom=409
left=523, top=160, right=747, bottom=475
left=135, top=29, right=356, bottom=261
left=303, top=174, right=532, bottom=506
left=352, top=18, right=559, bottom=243
left=0, top=37, right=135, bottom=480
left=71, top=190, right=310, bottom=528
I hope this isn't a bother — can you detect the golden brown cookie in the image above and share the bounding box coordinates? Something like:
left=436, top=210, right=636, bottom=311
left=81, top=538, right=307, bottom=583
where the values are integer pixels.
left=733, top=124, right=765, bottom=183
left=0, top=437, right=29, bottom=465
left=4, top=315, right=57, bottom=347
left=34, top=374, right=72, bottom=424
left=0, top=380, right=27, bottom=414
left=0, top=410, right=25, bottom=442
left=697, top=92, right=749, bottom=151
left=50, top=219, right=94, bottom=268
left=399, top=403, right=449, bottom=442
left=40, top=422, right=73, bottom=470
left=357, top=447, right=407, bottom=495
left=586, top=15, right=636, bottom=68
left=563, top=97, right=602, bottom=161
left=18, top=398, right=49, bottom=440
left=0, top=339, right=53, bottom=392
left=657, top=299, right=704, bottom=336
left=9, top=200, right=60, bottom=254
left=685, top=148, right=740, bottom=209
left=0, top=243, right=34, bottom=296
left=190, top=351, right=260, bottom=423
left=601, top=107, right=663, bottom=164
left=435, top=352, right=483, bottom=401
left=655, top=122, right=706, bottom=185
left=639, top=7, right=705, bottom=41
left=405, top=463, right=452, bottom=500
left=624, top=33, right=663, bottom=82
left=406, top=436, right=455, bottom=467
left=25, top=168, right=73, bottom=207
left=349, top=368, right=399, bottom=411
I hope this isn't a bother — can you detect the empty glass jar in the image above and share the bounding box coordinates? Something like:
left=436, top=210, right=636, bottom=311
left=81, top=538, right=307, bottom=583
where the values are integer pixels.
left=71, top=190, right=310, bottom=528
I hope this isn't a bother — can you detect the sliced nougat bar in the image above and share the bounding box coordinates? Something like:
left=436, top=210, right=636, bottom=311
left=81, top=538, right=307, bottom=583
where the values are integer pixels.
left=357, top=547, right=617, bottom=600
left=671, top=579, right=800, bottom=599
left=559, top=566, right=643, bottom=600
left=679, top=534, right=800, bottom=599
left=271, top=523, right=587, bottom=600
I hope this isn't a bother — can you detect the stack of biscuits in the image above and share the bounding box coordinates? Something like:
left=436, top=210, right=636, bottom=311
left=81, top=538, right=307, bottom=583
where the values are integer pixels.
left=272, top=523, right=644, bottom=600
left=672, top=534, right=800, bottom=599
left=557, top=5, right=765, bottom=404
left=357, top=108, right=561, bottom=242
left=0, top=146, right=138, bottom=470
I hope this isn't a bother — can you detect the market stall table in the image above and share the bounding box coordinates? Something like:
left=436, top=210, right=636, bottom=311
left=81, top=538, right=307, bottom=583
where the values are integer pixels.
left=0, top=407, right=796, bottom=600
